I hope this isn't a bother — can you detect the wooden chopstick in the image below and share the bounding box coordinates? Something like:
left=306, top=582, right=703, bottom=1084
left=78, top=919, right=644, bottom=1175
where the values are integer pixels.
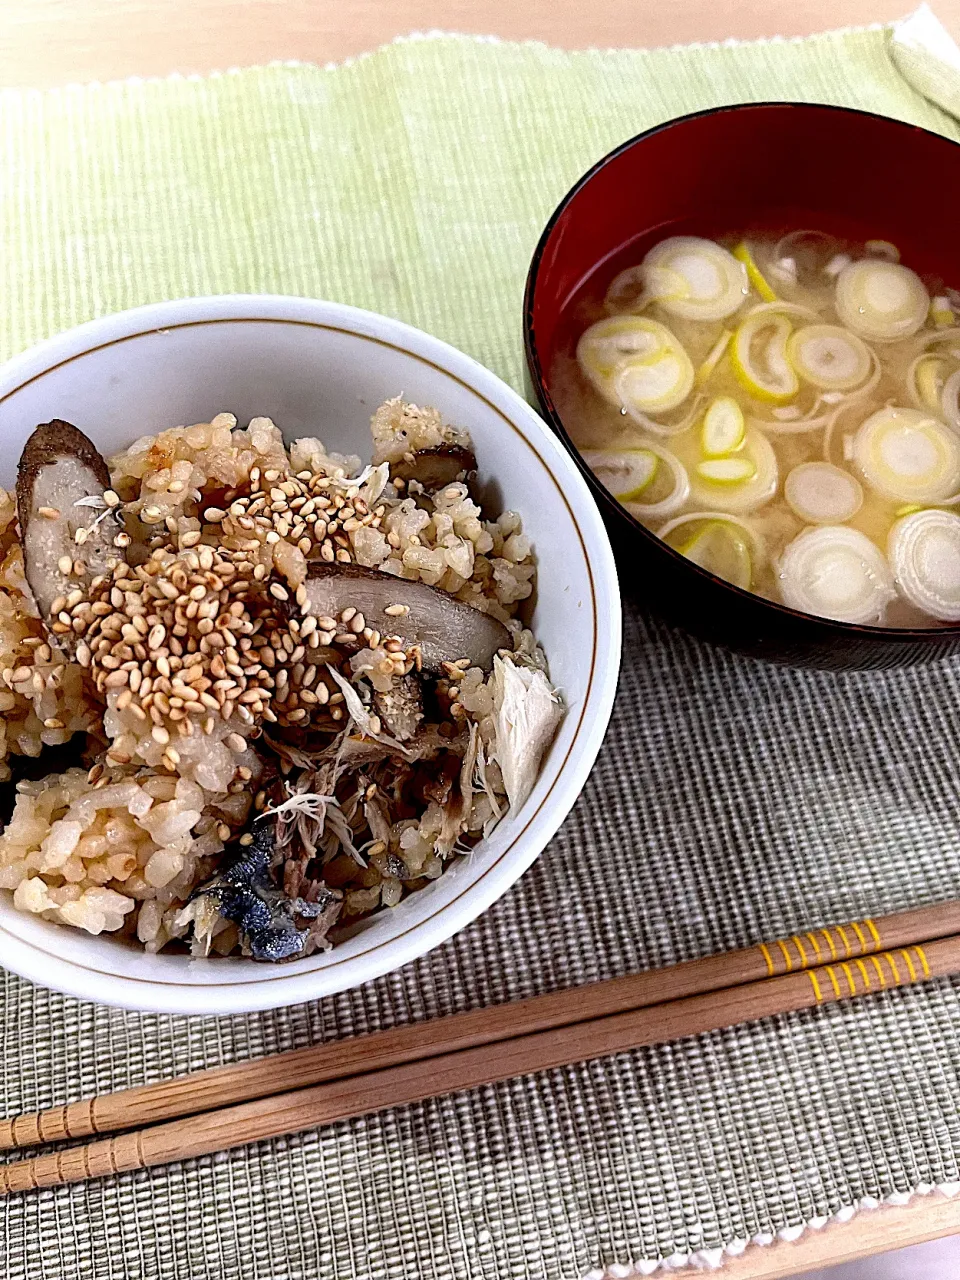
left=3, top=897, right=959, bottom=1155
left=1, top=932, right=954, bottom=1196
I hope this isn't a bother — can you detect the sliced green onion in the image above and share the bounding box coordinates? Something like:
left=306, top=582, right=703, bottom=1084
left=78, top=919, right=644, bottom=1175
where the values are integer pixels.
left=701, top=396, right=745, bottom=456
left=696, top=457, right=757, bottom=483
left=745, top=300, right=820, bottom=322
left=576, top=315, right=672, bottom=403
left=778, top=526, right=895, bottom=623
left=676, top=521, right=752, bottom=588
left=852, top=406, right=960, bottom=504
left=641, top=237, right=748, bottom=321
left=731, top=311, right=799, bottom=404
left=918, top=326, right=960, bottom=350
left=824, top=253, right=852, bottom=278
left=658, top=511, right=760, bottom=591
left=619, top=393, right=706, bottom=440
left=865, top=240, right=900, bottom=262
left=888, top=509, right=960, bottom=620
left=930, top=296, right=955, bottom=329
left=694, top=328, right=733, bottom=386
left=579, top=447, right=658, bottom=500
left=756, top=348, right=880, bottom=436
left=784, top=462, right=863, bottom=524
left=733, top=242, right=777, bottom=302
left=615, top=345, right=694, bottom=416
left=603, top=265, right=651, bottom=314
left=770, top=257, right=797, bottom=287
left=941, top=369, right=960, bottom=432
left=835, top=260, right=929, bottom=341
left=583, top=444, right=690, bottom=520
left=907, top=354, right=949, bottom=412
left=773, top=230, right=833, bottom=265
left=689, top=427, right=778, bottom=513
left=787, top=324, right=871, bottom=391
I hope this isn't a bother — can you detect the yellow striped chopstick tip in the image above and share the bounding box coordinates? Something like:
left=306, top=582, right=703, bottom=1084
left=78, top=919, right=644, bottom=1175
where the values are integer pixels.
left=804, top=932, right=823, bottom=962
left=824, top=966, right=842, bottom=998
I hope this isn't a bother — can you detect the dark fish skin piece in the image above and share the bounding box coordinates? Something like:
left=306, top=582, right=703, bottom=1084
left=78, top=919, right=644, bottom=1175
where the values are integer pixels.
left=389, top=444, right=477, bottom=492
left=17, top=420, right=112, bottom=494
left=303, top=563, right=510, bottom=673
left=189, top=819, right=335, bottom=962
left=16, top=420, right=122, bottom=633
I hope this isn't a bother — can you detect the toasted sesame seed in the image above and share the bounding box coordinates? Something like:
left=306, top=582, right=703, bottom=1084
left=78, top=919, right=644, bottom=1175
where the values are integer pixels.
left=269, top=583, right=289, bottom=602
left=384, top=603, right=409, bottom=617
left=38, top=506, right=61, bottom=520
left=57, top=554, right=73, bottom=575
left=225, top=732, right=247, bottom=753
left=151, top=725, right=170, bottom=745
left=181, top=531, right=202, bottom=548
left=239, top=833, right=254, bottom=846
left=204, top=507, right=226, bottom=522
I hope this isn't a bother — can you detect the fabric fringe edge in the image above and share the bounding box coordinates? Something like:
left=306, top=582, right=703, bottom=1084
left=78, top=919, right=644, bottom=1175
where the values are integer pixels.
left=581, top=1177, right=960, bottom=1276
left=0, top=16, right=908, bottom=98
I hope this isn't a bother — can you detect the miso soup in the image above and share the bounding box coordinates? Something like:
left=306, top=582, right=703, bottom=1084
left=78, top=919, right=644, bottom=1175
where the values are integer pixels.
left=553, top=231, right=960, bottom=627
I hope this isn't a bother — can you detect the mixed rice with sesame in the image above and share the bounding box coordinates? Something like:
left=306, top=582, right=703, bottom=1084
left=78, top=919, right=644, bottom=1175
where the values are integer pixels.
left=0, top=399, right=562, bottom=960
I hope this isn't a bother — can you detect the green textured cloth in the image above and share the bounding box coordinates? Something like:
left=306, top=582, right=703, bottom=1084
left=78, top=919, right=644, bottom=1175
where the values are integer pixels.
left=5, top=14, right=960, bottom=1280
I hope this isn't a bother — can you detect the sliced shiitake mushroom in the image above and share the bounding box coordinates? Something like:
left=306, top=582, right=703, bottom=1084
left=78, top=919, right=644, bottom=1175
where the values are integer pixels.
left=390, top=444, right=477, bottom=492
left=16, top=420, right=122, bottom=631
left=373, top=674, right=424, bottom=742
left=303, top=562, right=510, bottom=673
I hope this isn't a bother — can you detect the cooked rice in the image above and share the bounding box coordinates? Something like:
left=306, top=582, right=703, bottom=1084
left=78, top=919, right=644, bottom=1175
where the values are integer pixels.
left=0, top=399, right=557, bottom=957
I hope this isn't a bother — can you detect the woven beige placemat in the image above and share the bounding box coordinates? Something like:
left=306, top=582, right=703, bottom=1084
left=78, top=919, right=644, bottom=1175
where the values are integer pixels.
left=4, top=12, right=960, bottom=1278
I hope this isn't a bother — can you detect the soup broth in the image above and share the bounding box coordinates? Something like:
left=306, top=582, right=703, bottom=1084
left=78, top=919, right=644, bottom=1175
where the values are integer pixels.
left=553, top=231, right=960, bottom=628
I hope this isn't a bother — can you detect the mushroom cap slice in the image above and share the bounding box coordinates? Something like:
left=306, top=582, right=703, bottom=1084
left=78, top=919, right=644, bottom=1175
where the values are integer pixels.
left=303, top=563, right=511, bottom=673
left=16, top=420, right=122, bottom=629
left=390, top=445, right=478, bottom=492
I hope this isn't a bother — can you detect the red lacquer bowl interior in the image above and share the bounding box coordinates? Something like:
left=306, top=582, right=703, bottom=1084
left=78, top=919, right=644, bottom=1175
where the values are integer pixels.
left=524, top=103, right=960, bottom=668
